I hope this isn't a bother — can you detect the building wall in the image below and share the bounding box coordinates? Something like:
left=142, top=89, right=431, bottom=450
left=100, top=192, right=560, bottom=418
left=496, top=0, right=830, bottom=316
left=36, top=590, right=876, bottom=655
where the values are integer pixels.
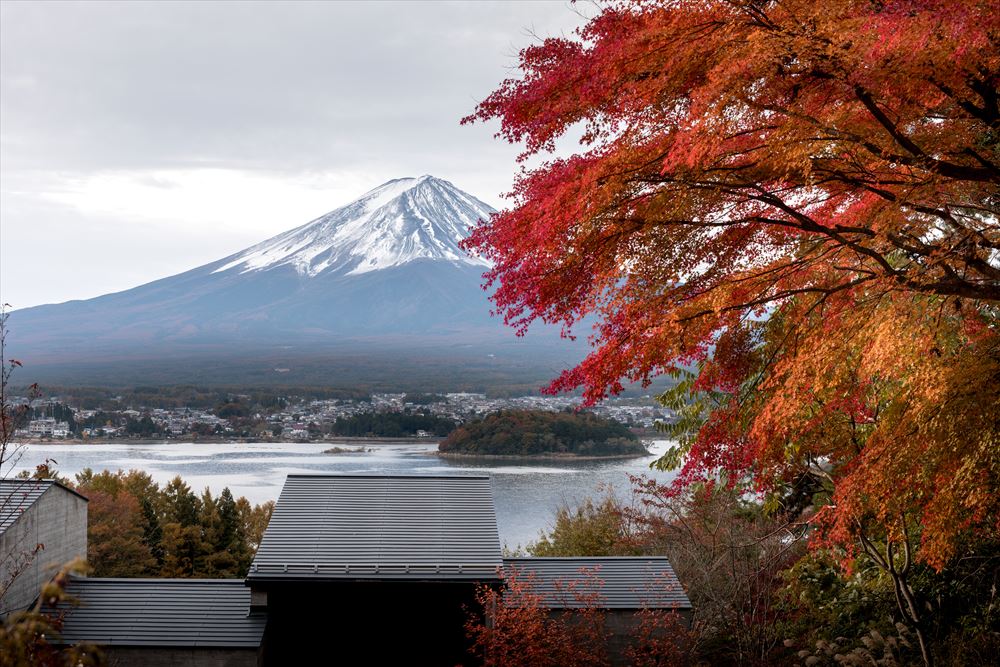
left=259, top=580, right=488, bottom=666
left=0, top=486, right=88, bottom=615
left=101, top=647, right=260, bottom=667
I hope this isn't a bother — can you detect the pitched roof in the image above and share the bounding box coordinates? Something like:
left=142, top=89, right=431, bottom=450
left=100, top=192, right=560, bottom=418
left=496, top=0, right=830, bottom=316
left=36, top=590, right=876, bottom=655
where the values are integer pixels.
left=247, top=474, right=503, bottom=582
left=0, top=479, right=87, bottom=533
left=48, top=578, right=265, bottom=648
left=502, top=557, right=692, bottom=610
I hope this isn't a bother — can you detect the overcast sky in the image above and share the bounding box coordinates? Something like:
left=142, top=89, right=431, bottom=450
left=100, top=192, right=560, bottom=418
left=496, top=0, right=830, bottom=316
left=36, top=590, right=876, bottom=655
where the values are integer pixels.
left=1, top=0, right=589, bottom=309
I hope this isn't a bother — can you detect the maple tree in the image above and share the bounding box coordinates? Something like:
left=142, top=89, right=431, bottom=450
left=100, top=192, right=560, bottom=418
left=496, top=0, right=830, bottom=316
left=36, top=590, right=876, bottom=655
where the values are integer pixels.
left=464, top=0, right=999, bottom=586
left=529, top=482, right=804, bottom=663
left=467, top=570, right=611, bottom=667
left=466, top=567, right=692, bottom=666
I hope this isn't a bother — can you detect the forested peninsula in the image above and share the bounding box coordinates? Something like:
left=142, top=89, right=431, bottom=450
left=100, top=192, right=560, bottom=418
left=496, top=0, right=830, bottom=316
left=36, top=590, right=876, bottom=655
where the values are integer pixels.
left=438, top=409, right=647, bottom=458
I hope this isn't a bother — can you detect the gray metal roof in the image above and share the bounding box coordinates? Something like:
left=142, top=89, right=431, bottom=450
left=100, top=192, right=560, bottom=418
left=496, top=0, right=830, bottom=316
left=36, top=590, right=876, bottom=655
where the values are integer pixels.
left=502, top=557, right=692, bottom=610
left=48, top=578, right=265, bottom=648
left=0, top=479, right=87, bottom=533
left=248, top=474, right=503, bottom=581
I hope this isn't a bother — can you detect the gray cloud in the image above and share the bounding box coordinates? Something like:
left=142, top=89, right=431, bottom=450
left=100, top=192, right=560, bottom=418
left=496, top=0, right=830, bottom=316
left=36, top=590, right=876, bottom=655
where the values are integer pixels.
left=1, top=0, right=582, bottom=173
left=0, top=0, right=589, bottom=308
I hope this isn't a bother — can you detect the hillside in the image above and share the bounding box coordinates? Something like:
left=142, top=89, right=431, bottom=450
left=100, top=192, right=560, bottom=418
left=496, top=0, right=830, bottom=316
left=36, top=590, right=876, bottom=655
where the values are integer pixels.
left=438, top=410, right=647, bottom=458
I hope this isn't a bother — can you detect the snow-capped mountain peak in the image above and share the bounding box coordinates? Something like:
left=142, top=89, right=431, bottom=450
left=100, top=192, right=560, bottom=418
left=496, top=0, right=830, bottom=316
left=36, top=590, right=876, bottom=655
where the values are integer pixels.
left=213, top=175, right=495, bottom=277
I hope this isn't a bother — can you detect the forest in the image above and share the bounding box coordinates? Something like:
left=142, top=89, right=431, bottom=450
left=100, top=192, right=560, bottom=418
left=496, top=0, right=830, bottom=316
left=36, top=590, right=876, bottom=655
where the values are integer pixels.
left=439, top=409, right=647, bottom=457
left=19, top=465, right=273, bottom=579
left=329, top=409, right=456, bottom=437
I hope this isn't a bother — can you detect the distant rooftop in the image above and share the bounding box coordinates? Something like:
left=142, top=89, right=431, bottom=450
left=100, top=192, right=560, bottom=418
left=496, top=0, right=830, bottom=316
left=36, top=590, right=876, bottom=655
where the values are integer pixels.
left=0, top=479, right=88, bottom=533
left=503, top=557, right=692, bottom=610
left=247, top=474, right=503, bottom=582
left=48, top=578, right=266, bottom=648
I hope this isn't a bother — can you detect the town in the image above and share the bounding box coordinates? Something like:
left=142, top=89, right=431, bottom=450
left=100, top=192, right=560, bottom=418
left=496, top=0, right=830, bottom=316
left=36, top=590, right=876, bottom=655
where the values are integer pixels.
left=12, top=391, right=675, bottom=441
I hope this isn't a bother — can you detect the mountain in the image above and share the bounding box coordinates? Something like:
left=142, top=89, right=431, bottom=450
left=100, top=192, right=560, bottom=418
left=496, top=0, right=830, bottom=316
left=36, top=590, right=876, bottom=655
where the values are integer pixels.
left=6, top=176, right=583, bottom=388
left=213, top=175, right=491, bottom=278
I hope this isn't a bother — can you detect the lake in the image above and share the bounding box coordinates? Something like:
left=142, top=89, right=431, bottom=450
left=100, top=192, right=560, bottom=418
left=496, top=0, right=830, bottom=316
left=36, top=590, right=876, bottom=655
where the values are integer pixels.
left=5, top=440, right=676, bottom=550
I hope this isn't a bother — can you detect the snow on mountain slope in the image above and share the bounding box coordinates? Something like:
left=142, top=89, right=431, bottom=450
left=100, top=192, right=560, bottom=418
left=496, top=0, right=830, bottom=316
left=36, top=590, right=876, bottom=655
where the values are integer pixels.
left=6, top=174, right=590, bottom=378
left=213, top=175, right=494, bottom=277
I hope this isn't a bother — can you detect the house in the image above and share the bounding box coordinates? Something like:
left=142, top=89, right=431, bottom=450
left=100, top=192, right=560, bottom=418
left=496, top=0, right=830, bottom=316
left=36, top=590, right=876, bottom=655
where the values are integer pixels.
left=247, top=474, right=503, bottom=665
left=0, top=479, right=88, bottom=615
left=35, top=474, right=691, bottom=665
left=53, top=578, right=265, bottom=667
left=27, top=418, right=69, bottom=437
left=503, top=556, right=692, bottom=662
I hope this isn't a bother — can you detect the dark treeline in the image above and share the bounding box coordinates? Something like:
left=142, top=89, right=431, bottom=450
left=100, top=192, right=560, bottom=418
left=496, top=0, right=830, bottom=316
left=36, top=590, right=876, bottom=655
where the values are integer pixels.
left=8, top=349, right=682, bottom=398
left=439, top=409, right=646, bottom=456
left=24, top=402, right=77, bottom=425
left=10, top=402, right=79, bottom=432
left=21, top=465, right=273, bottom=579
left=10, top=385, right=371, bottom=411
left=10, top=375, right=678, bottom=410
left=330, top=410, right=456, bottom=437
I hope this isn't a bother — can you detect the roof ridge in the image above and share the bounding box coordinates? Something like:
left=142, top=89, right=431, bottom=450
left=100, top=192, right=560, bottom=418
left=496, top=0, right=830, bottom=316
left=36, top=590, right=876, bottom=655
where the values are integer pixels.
left=68, top=576, right=245, bottom=584
left=0, top=478, right=90, bottom=502
left=504, top=556, right=671, bottom=561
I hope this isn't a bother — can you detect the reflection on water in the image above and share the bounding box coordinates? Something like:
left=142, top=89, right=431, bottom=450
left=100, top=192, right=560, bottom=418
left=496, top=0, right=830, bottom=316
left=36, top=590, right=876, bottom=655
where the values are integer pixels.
left=7, top=440, right=676, bottom=550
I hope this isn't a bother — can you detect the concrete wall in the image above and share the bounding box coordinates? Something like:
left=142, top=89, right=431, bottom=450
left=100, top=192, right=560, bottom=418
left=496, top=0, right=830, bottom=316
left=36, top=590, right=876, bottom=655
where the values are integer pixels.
left=102, top=647, right=260, bottom=667
left=1, top=485, right=88, bottom=615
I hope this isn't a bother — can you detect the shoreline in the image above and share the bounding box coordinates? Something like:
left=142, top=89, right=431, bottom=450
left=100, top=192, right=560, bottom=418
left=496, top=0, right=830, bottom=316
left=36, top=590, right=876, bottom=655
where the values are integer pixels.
left=18, top=436, right=444, bottom=446
left=435, top=450, right=650, bottom=462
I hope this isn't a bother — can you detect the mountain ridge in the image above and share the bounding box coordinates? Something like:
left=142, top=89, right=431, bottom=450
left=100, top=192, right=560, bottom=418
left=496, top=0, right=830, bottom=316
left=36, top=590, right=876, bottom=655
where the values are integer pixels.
left=6, top=176, right=584, bottom=386
left=210, top=175, right=493, bottom=278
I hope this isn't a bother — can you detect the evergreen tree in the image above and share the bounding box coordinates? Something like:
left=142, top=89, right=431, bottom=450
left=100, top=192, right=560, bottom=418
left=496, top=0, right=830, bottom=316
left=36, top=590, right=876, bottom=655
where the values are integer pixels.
left=124, top=415, right=157, bottom=437
left=160, top=523, right=205, bottom=578
left=121, top=470, right=159, bottom=505
left=217, top=487, right=251, bottom=574
left=198, top=488, right=234, bottom=577
left=162, top=476, right=200, bottom=526
left=140, top=496, right=164, bottom=569
left=160, top=477, right=206, bottom=576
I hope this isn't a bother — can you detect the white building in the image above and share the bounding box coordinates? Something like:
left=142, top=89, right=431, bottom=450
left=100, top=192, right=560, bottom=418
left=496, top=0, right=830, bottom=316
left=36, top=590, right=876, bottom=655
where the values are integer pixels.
left=27, top=419, right=70, bottom=437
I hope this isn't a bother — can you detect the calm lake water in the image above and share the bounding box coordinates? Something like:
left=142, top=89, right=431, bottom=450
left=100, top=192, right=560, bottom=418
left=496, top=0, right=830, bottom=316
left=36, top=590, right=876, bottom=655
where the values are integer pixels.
left=6, top=440, right=676, bottom=550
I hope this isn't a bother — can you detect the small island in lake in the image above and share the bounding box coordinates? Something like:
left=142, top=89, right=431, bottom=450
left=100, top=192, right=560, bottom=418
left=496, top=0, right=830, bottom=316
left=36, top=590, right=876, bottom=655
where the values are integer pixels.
left=323, top=446, right=372, bottom=455
left=438, top=409, right=649, bottom=459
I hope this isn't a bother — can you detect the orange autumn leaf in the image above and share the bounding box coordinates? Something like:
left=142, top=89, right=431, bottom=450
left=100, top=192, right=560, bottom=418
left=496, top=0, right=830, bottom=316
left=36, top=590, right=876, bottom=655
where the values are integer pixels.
left=464, top=0, right=999, bottom=568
